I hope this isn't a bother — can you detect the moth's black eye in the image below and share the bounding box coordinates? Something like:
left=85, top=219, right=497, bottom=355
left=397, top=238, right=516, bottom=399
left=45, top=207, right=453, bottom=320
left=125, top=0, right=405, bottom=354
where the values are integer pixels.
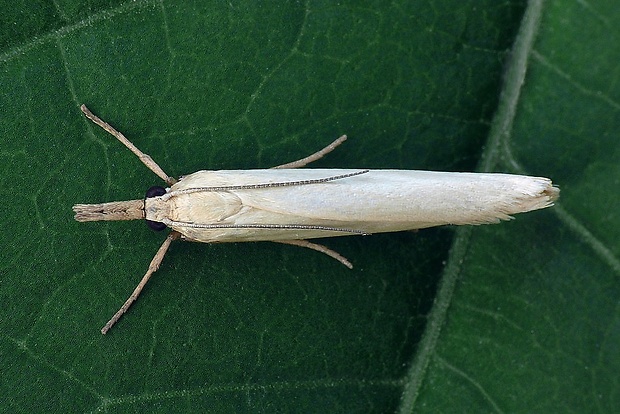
left=145, top=186, right=167, bottom=231
left=145, top=186, right=166, bottom=198
left=146, top=220, right=167, bottom=231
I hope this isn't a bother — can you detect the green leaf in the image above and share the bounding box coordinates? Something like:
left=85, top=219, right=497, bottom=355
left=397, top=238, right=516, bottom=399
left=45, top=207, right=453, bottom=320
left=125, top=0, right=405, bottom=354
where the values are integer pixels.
left=1, top=0, right=617, bottom=412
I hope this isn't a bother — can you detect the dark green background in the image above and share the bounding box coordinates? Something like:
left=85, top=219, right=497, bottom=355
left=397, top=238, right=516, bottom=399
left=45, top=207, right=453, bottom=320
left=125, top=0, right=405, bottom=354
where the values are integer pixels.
left=1, top=0, right=618, bottom=412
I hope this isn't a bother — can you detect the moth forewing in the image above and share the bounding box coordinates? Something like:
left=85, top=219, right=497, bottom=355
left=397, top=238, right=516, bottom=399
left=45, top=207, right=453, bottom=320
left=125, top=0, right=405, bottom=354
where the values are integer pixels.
left=73, top=105, right=559, bottom=334
left=150, top=169, right=559, bottom=243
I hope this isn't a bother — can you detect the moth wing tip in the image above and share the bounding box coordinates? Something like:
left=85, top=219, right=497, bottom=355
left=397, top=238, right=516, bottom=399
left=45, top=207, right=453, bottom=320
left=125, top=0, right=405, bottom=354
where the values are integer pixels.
left=515, top=179, right=560, bottom=213
left=545, top=184, right=560, bottom=203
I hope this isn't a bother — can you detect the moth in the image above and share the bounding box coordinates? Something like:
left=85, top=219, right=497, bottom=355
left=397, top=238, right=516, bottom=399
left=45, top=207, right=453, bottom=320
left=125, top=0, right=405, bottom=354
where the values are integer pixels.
left=74, top=105, right=559, bottom=334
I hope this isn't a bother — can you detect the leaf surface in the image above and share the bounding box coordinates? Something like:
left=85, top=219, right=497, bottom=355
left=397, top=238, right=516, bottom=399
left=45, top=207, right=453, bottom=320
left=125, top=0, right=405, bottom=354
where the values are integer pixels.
left=0, top=0, right=617, bottom=412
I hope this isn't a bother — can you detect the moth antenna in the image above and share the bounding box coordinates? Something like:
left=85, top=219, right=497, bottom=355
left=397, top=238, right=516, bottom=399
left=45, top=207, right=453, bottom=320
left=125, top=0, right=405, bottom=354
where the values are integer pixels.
left=161, top=220, right=370, bottom=236
left=163, top=170, right=369, bottom=199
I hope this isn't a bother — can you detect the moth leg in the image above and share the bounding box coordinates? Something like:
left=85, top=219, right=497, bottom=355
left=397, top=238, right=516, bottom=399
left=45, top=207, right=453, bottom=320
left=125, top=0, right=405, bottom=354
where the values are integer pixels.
left=272, top=135, right=347, bottom=169
left=276, top=239, right=353, bottom=269
left=101, top=231, right=181, bottom=334
left=80, top=104, right=177, bottom=186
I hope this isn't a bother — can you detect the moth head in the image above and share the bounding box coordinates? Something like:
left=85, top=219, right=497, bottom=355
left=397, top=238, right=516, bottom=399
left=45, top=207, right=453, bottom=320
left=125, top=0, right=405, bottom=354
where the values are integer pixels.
left=72, top=185, right=168, bottom=232
left=144, top=186, right=167, bottom=231
left=72, top=199, right=144, bottom=222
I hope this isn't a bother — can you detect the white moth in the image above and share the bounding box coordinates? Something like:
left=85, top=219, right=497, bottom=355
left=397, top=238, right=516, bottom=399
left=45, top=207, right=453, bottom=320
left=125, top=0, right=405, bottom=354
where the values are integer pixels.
left=74, top=105, right=559, bottom=334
